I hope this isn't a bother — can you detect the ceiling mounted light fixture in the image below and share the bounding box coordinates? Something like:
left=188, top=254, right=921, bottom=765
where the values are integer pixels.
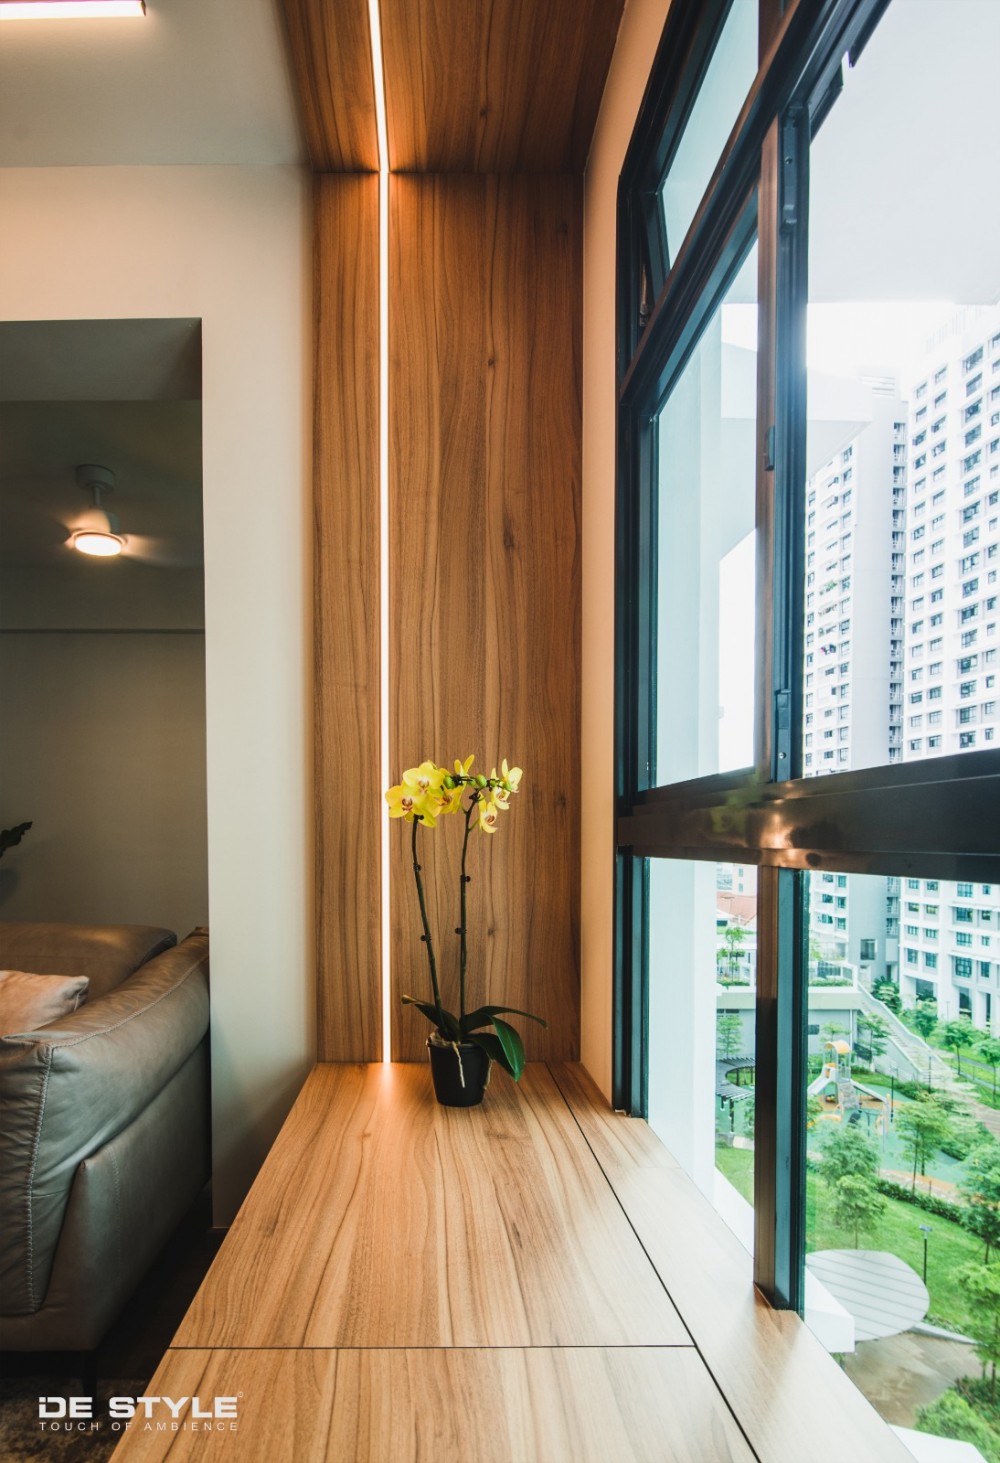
left=72, top=464, right=125, bottom=557
left=0, top=1, right=145, bottom=18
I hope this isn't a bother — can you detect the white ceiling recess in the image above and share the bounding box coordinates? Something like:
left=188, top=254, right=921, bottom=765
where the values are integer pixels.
left=0, top=0, right=304, bottom=166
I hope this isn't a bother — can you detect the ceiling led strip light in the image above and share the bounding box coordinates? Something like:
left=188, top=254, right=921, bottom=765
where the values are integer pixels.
left=0, top=2, right=146, bottom=18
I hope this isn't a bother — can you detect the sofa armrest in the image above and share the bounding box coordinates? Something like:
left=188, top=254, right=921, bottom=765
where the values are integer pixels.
left=0, top=930, right=209, bottom=1316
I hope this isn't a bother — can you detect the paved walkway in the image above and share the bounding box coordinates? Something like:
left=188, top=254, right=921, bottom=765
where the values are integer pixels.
left=843, top=1332, right=978, bottom=1428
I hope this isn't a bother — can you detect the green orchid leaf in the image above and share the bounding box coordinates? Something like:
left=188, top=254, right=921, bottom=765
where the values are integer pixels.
left=401, top=996, right=460, bottom=1040
left=467, top=1030, right=516, bottom=1078
left=491, top=1017, right=526, bottom=1081
left=460, top=1004, right=547, bottom=1035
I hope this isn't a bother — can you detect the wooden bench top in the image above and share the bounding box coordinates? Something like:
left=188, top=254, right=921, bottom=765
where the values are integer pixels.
left=110, top=1062, right=910, bottom=1461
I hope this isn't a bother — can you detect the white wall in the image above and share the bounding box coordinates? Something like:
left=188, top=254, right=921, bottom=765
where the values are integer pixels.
left=0, top=563, right=209, bottom=937
left=582, top=0, right=670, bottom=1098
left=0, top=164, right=313, bottom=1221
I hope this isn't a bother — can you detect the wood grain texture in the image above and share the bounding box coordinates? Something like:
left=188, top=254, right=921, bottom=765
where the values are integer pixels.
left=277, top=0, right=379, bottom=170
left=109, top=1347, right=753, bottom=1463
left=314, top=176, right=382, bottom=1061
left=389, top=174, right=581, bottom=1062
left=552, top=1062, right=915, bottom=1463
left=381, top=0, right=625, bottom=172
left=173, top=1064, right=686, bottom=1349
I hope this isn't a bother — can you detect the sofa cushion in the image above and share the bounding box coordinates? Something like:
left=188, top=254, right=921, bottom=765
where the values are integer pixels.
left=0, top=929, right=209, bottom=1316
left=0, top=924, right=176, bottom=1001
left=0, top=971, right=90, bottom=1036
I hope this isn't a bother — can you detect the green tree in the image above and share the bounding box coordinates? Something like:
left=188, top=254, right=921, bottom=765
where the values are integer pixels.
left=962, top=1140, right=1000, bottom=1262
left=856, top=1012, right=889, bottom=1063
left=915, top=1390, right=999, bottom=1455
left=872, top=979, right=902, bottom=1015
left=978, top=1037, right=1000, bottom=1103
left=896, top=1093, right=956, bottom=1192
left=831, top=1173, right=885, bottom=1248
left=913, top=997, right=939, bottom=1040
left=717, top=924, right=746, bottom=984
left=818, top=1121, right=879, bottom=1190
left=716, top=1011, right=743, bottom=1063
left=954, top=1262, right=1000, bottom=1399
left=941, top=1016, right=977, bottom=1075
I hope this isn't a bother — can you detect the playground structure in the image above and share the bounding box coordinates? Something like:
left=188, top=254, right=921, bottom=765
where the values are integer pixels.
left=808, top=1040, right=889, bottom=1127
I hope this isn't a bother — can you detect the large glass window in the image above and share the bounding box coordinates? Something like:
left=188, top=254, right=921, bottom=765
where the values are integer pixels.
left=656, top=244, right=758, bottom=784
left=648, top=859, right=757, bottom=1247
left=801, top=0, right=1000, bottom=777
left=658, top=0, right=758, bottom=272
left=617, top=0, right=1000, bottom=1454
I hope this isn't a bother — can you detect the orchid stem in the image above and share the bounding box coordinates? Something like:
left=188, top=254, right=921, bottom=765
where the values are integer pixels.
left=459, top=799, right=475, bottom=1022
left=411, top=816, right=445, bottom=1032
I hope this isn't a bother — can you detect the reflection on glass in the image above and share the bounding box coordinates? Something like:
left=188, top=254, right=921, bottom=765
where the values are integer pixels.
left=655, top=243, right=758, bottom=785
left=658, top=0, right=757, bottom=271
left=803, top=868, right=1000, bottom=1456
left=648, top=858, right=756, bottom=1251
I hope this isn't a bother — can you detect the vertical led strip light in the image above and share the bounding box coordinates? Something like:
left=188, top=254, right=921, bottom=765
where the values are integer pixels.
left=368, top=0, right=391, bottom=1063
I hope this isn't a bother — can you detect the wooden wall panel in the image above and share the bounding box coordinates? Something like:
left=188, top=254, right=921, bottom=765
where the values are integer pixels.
left=389, top=174, right=581, bottom=1061
left=380, top=0, right=625, bottom=172
left=314, top=175, right=381, bottom=1060
left=279, top=0, right=379, bottom=171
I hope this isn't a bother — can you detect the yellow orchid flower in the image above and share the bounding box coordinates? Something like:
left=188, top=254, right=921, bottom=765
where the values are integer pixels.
left=478, top=798, right=500, bottom=834
left=454, top=754, right=474, bottom=778
left=385, top=781, right=438, bottom=826
left=403, top=760, right=447, bottom=797
left=492, top=758, right=522, bottom=810
left=436, top=783, right=464, bottom=817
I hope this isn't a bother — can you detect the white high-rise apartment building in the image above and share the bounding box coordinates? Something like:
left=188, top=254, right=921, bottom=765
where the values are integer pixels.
left=898, top=307, right=1000, bottom=1028
left=803, top=388, right=906, bottom=984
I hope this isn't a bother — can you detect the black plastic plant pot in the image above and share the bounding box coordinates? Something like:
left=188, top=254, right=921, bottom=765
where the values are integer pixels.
left=427, top=1035, right=491, bottom=1107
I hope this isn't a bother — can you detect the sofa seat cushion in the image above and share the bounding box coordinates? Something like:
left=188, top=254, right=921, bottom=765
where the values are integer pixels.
left=0, top=971, right=89, bottom=1037
left=0, top=924, right=176, bottom=1001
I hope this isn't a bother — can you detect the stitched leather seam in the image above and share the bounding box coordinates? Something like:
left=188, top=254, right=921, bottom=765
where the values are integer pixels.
left=38, top=956, right=206, bottom=1050
left=108, top=1146, right=123, bottom=1284
left=24, top=1047, right=53, bottom=1313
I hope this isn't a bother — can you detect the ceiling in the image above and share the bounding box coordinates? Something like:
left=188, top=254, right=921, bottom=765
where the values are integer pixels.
left=0, top=320, right=203, bottom=572
left=279, top=0, right=625, bottom=173
left=0, top=399, right=203, bottom=569
left=0, top=0, right=303, bottom=167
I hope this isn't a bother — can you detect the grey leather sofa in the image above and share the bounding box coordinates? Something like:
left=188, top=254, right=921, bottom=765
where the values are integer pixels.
left=0, top=922, right=210, bottom=1352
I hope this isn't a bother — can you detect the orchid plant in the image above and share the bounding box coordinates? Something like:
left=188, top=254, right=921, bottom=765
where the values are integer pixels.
left=385, top=756, right=546, bottom=1081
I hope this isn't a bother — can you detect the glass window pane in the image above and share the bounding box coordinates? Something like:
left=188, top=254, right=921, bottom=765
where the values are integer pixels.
left=655, top=243, right=758, bottom=785
left=800, top=0, right=1000, bottom=777
left=802, top=866, right=1000, bottom=1455
left=658, top=0, right=758, bottom=272
left=648, top=857, right=756, bottom=1250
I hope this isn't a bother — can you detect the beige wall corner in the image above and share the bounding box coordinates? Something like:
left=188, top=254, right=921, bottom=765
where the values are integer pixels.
left=582, top=0, right=670, bottom=1099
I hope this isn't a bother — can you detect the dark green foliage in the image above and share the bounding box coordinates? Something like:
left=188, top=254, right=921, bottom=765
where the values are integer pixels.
left=916, top=1390, right=1000, bottom=1460
left=872, top=979, right=902, bottom=1014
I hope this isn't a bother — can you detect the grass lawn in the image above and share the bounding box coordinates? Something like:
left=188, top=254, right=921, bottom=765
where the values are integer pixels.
left=715, top=1143, right=754, bottom=1203
left=807, top=1175, right=986, bottom=1335
left=715, top=1144, right=987, bottom=1333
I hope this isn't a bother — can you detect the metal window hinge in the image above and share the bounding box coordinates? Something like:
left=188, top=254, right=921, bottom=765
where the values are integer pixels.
left=781, top=114, right=798, bottom=230
left=774, top=688, right=792, bottom=772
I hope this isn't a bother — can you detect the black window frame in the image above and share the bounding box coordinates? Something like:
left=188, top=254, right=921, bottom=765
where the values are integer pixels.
left=614, top=0, right=1000, bottom=1312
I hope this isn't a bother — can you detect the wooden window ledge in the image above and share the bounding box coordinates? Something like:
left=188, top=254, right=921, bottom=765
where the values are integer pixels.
left=110, top=1063, right=911, bottom=1461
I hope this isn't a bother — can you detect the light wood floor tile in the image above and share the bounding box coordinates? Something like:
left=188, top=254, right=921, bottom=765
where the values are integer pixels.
left=110, top=1346, right=753, bottom=1463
